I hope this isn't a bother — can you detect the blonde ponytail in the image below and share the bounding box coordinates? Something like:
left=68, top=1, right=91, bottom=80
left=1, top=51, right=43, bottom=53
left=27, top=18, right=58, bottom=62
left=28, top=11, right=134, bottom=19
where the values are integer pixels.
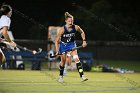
left=65, top=12, right=73, bottom=20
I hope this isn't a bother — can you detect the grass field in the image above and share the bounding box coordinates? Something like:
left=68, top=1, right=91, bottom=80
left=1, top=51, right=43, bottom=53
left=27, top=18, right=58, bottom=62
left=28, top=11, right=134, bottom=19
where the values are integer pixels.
left=0, top=70, right=140, bottom=93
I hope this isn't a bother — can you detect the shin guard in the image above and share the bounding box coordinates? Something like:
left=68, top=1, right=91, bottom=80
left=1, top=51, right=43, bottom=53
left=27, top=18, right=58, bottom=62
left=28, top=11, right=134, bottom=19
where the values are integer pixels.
left=76, top=62, right=84, bottom=77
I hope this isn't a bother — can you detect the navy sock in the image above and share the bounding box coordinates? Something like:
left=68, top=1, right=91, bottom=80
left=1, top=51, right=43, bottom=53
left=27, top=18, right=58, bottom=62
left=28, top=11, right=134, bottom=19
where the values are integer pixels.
left=59, top=65, right=64, bottom=76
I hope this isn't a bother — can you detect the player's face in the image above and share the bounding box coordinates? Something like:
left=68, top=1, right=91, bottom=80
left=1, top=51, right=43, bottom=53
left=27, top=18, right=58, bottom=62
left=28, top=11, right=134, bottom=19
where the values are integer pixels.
left=65, top=17, right=74, bottom=27
left=7, top=10, right=12, bottom=18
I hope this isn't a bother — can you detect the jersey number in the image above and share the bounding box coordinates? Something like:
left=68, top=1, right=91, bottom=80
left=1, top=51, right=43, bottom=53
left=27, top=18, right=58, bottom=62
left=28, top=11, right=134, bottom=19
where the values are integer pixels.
left=67, top=38, right=71, bottom=42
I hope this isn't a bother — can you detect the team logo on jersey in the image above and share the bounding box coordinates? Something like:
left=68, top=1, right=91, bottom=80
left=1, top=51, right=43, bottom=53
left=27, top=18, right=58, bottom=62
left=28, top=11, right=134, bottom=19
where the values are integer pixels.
left=63, top=33, right=75, bottom=38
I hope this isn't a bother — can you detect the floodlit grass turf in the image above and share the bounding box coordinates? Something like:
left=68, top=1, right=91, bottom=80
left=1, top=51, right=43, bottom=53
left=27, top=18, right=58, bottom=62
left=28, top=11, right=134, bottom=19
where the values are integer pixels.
left=0, top=70, right=140, bottom=93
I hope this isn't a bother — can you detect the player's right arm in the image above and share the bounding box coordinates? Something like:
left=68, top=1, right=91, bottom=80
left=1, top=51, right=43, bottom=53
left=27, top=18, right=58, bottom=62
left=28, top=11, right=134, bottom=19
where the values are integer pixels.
left=55, top=27, right=64, bottom=55
left=1, top=26, right=16, bottom=47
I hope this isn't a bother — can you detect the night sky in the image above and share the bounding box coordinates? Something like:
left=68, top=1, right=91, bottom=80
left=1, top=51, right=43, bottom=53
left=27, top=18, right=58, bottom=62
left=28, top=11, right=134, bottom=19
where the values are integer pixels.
left=0, top=0, right=84, bottom=39
left=1, top=0, right=80, bottom=24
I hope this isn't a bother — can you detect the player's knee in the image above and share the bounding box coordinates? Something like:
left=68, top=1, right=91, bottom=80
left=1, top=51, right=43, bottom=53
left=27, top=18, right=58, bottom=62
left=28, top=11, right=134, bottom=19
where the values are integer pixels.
left=73, top=55, right=78, bottom=59
left=60, top=61, right=65, bottom=67
left=73, top=55, right=79, bottom=63
left=67, top=52, right=71, bottom=57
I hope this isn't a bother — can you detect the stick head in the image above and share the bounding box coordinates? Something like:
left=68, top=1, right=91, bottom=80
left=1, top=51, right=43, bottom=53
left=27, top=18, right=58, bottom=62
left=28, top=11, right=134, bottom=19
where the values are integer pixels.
left=50, top=53, right=56, bottom=58
left=38, top=48, right=42, bottom=53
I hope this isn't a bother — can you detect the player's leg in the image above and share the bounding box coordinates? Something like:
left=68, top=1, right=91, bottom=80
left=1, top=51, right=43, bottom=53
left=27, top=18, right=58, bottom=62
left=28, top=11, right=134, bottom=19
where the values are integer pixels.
left=48, top=60, right=52, bottom=70
left=58, top=54, right=66, bottom=83
left=71, top=50, right=88, bottom=82
left=63, top=62, right=67, bottom=75
left=0, top=49, right=6, bottom=68
left=64, top=52, right=72, bottom=75
left=66, top=52, right=72, bottom=65
left=0, top=49, right=6, bottom=64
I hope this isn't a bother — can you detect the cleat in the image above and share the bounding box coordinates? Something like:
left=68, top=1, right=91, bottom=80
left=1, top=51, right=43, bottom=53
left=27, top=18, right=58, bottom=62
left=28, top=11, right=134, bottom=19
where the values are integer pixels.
left=81, top=78, right=88, bottom=82
left=58, top=76, right=64, bottom=83
left=81, top=75, right=88, bottom=82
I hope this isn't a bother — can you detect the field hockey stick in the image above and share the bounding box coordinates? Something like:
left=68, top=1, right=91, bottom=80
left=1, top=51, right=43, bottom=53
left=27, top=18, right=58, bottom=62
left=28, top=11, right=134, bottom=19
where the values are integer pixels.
left=50, top=45, right=83, bottom=58
left=16, top=44, right=42, bottom=54
left=1, top=40, right=42, bottom=54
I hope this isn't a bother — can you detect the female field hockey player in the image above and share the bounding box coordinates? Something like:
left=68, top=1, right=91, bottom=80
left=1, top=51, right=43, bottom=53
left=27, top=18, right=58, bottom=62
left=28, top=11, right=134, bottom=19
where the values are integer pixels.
left=55, top=12, right=88, bottom=83
left=0, top=4, right=16, bottom=65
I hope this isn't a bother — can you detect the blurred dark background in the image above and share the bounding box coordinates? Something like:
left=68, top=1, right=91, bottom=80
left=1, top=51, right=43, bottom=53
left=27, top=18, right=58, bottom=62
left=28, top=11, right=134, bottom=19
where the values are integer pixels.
left=0, top=0, right=140, bottom=41
left=0, top=0, right=140, bottom=71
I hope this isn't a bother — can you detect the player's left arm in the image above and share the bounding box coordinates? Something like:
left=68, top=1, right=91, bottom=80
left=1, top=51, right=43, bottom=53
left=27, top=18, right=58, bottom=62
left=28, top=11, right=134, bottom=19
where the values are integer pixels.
left=75, top=25, right=87, bottom=48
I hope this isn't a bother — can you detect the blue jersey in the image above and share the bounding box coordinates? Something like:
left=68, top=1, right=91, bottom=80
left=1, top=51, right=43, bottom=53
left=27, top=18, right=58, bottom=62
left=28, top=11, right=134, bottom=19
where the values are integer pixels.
left=59, top=25, right=77, bottom=53
left=61, top=25, right=76, bottom=43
